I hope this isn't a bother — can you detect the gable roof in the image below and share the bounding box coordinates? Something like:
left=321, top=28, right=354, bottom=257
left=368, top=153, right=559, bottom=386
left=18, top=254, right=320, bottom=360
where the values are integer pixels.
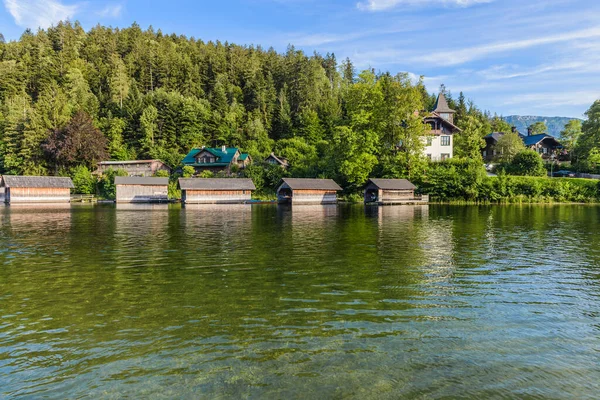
left=279, top=178, right=342, bottom=191
left=115, top=177, right=169, bottom=186
left=522, top=134, right=561, bottom=147
left=485, top=132, right=562, bottom=147
left=265, top=153, right=289, bottom=167
left=433, top=93, right=455, bottom=114
left=182, top=147, right=240, bottom=166
left=367, top=178, right=416, bottom=190
left=425, top=112, right=462, bottom=132
left=238, top=153, right=250, bottom=161
left=98, top=160, right=166, bottom=166
left=484, top=132, right=505, bottom=143
left=1, top=175, right=74, bottom=189
left=178, top=178, right=256, bottom=191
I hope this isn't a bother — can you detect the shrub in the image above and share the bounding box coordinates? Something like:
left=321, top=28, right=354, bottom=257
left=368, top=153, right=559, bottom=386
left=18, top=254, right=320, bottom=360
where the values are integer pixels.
left=507, top=150, right=546, bottom=176
left=182, top=166, right=195, bottom=178
left=198, top=170, right=214, bottom=178
left=71, top=165, right=95, bottom=194
left=98, top=168, right=128, bottom=199
left=154, top=170, right=169, bottom=177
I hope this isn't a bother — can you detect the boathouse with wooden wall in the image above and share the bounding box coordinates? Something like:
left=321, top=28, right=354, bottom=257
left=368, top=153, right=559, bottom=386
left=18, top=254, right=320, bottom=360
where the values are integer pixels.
left=115, top=177, right=169, bottom=203
left=178, top=178, right=255, bottom=204
left=363, top=178, right=428, bottom=205
left=276, top=178, right=342, bottom=204
left=0, top=175, right=74, bottom=204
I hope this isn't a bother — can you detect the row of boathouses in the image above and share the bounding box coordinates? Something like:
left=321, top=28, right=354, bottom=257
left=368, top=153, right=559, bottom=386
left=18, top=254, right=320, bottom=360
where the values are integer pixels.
left=1, top=175, right=427, bottom=205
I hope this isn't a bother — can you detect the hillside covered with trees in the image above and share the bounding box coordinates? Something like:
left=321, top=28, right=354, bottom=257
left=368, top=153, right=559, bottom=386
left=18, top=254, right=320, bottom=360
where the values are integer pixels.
left=503, top=115, right=582, bottom=138
left=0, top=21, right=599, bottom=198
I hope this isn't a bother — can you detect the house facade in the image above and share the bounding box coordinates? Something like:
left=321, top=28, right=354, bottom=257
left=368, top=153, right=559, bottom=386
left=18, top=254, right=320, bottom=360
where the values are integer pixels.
left=96, top=160, right=170, bottom=177
left=422, top=93, right=461, bottom=161
left=482, top=128, right=562, bottom=161
left=265, top=153, right=289, bottom=169
left=182, top=146, right=251, bottom=175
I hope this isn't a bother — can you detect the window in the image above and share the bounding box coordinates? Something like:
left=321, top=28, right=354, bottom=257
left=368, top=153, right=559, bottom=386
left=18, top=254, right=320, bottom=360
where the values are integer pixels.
left=441, top=153, right=450, bottom=161
left=426, top=154, right=432, bottom=160
left=482, top=150, right=487, bottom=157
left=441, top=136, right=451, bottom=146
left=426, top=136, right=433, bottom=146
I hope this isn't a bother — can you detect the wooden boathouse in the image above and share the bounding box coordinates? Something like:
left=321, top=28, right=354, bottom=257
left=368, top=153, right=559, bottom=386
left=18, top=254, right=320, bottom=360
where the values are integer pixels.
left=115, top=177, right=169, bottom=203
left=363, top=178, right=428, bottom=205
left=178, top=178, right=255, bottom=204
left=96, top=160, right=171, bottom=177
left=276, top=178, right=342, bottom=204
left=0, top=175, right=74, bottom=204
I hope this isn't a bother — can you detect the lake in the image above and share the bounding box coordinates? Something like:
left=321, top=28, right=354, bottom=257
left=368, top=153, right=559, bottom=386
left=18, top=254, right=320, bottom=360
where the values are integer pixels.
left=1, top=204, right=599, bottom=398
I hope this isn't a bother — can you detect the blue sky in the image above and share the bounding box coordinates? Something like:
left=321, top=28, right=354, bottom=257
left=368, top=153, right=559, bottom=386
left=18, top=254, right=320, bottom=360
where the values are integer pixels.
left=1, top=0, right=599, bottom=118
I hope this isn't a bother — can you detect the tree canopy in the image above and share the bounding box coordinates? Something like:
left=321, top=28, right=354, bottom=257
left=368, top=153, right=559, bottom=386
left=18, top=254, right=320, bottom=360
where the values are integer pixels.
left=0, top=21, right=515, bottom=186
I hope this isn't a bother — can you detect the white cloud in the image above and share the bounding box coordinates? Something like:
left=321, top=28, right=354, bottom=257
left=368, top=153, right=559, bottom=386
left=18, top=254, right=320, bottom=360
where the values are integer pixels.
left=3, top=0, right=80, bottom=29
left=408, top=26, right=600, bottom=66
left=503, top=91, right=600, bottom=108
left=97, top=4, right=123, bottom=18
left=357, top=0, right=493, bottom=12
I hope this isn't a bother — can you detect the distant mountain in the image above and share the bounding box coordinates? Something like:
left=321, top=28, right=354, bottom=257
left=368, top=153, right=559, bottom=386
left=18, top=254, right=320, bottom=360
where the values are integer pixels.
left=502, top=116, right=583, bottom=138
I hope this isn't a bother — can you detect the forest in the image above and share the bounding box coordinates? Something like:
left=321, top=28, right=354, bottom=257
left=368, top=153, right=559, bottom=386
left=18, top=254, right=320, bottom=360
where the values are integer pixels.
left=1, top=21, right=599, bottom=199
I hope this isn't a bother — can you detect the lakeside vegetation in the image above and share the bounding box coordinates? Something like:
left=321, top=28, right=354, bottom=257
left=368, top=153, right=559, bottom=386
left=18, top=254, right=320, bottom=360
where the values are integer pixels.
left=1, top=22, right=600, bottom=203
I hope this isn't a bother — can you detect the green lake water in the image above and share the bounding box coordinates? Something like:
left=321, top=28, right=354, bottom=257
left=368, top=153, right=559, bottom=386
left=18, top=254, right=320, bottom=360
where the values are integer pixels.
left=1, top=204, right=599, bottom=398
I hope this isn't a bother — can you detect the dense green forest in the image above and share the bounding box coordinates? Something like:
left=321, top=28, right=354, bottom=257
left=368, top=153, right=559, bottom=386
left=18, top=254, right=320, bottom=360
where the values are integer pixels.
left=1, top=21, right=599, bottom=198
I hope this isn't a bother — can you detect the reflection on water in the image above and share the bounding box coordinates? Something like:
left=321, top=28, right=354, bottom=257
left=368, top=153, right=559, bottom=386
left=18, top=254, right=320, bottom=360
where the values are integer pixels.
left=1, top=204, right=600, bottom=398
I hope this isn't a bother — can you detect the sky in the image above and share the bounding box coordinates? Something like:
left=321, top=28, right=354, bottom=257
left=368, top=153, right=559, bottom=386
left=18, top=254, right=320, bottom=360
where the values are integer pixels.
left=1, top=0, right=599, bottom=118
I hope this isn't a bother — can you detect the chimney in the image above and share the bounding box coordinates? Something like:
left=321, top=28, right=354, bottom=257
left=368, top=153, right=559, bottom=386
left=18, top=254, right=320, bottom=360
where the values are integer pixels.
left=222, top=145, right=227, bottom=152
left=527, top=127, right=532, bottom=136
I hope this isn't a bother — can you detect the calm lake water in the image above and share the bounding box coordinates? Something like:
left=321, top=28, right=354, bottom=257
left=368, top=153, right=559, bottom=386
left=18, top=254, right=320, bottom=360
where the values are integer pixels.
left=0, top=204, right=599, bottom=398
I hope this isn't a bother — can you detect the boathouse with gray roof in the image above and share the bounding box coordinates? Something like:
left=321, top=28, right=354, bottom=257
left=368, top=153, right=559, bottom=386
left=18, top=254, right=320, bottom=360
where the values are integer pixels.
left=178, top=178, right=255, bottom=204
left=115, top=176, right=169, bottom=203
left=0, top=175, right=74, bottom=204
left=276, top=178, right=342, bottom=204
left=364, top=178, right=428, bottom=205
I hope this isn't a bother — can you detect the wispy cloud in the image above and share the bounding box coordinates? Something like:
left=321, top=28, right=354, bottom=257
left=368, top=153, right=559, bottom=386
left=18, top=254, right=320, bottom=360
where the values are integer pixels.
left=3, top=0, right=80, bottom=29
left=503, top=91, right=600, bottom=108
left=409, top=26, right=600, bottom=66
left=357, top=0, right=493, bottom=12
left=97, top=4, right=123, bottom=18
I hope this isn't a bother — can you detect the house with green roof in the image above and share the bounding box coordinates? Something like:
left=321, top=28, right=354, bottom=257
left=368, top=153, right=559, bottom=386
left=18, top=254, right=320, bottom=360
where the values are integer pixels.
left=182, top=146, right=252, bottom=174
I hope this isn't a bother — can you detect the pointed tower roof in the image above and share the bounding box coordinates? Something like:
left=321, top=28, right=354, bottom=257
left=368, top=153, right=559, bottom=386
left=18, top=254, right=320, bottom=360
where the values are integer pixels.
left=433, top=93, right=455, bottom=113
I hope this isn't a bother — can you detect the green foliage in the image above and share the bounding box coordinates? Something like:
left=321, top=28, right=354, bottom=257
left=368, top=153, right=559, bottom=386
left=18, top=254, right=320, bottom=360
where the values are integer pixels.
left=495, top=132, right=526, bottom=162
left=574, top=101, right=600, bottom=172
left=198, top=170, right=214, bottom=178
left=70, top=165, right=95, bottom=194
left=154, top=170, right=169, bottom=177
left=97, top=168, right=128, bottom=199
left=504, top=150, right=546, bottom=177
left=182, top=165, right=195, bottom=178
left=168, top=181, right=181, bottom=199
left=455, top=114, right=486, bottom=160
left=528, top=121, right=548, bottom=135
left=417, top=161, right=598, bottom=203
left=560, top=119, right=582, bottom=155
